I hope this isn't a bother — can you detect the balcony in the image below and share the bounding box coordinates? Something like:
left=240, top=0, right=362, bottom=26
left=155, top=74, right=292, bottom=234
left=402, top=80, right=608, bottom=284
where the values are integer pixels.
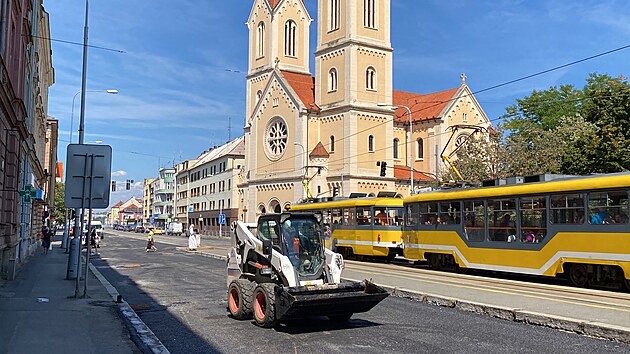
left=156, top=188, right=174, bottom=195
left=153, top=200, right=172, bottom=207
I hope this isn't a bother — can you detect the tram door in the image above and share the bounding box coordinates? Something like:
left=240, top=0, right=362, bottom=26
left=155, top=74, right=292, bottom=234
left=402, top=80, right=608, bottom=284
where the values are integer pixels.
left=355, top=206, right=373, bottom=255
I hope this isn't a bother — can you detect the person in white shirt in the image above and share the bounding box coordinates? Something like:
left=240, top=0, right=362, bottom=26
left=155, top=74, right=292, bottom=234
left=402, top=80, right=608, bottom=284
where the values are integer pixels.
left=188, top=223, right=197, bottom=251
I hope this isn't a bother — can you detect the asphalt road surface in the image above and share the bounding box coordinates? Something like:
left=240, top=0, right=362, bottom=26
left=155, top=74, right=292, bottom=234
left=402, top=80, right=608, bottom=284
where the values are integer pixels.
left=93, top=232, right=629, bottom=354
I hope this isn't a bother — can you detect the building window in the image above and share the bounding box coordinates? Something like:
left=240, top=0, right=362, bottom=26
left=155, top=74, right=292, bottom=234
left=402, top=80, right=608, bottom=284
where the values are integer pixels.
left=463, top=112, right=468, bottom=122
left=366, top=66, right=376, bottom=91
left=330, top=135, right=335, bottom=153
left=284, top=20, right=297, bottom=57
left=368, top=135, right=374, bottom=152
left=257, top=22, right=265, bottom=58
left=256, top=90, right=262, bottom=106
left=272, top=97, right=279, bottom=107
left=417, top=138, right=424, bottom=160
left=329, top=0, right=340, bottom=31
left=328, top=68, right=338, bottom=92
left=364, top=0, right=376, bottom=29
left=393, top=138, right=399, bottom=159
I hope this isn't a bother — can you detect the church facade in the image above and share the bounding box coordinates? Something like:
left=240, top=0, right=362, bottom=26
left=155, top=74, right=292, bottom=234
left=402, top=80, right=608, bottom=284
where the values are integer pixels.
left=239, top=0, right=491, bottom=222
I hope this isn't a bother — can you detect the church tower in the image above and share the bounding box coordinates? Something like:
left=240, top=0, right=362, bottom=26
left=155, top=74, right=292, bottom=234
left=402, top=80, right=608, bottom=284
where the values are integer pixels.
left=313, top=0, right=395, bottom=195
left=245, top=0, right=312, bottom=121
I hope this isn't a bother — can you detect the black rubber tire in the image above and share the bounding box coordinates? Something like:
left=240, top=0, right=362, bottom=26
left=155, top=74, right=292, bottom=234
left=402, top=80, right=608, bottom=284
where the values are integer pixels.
left=624, top=278, right=630, bottom=292
left=253, top=283, right=277, bottom=328
left=227, top=279, right=254, bottom=320
left=569, top=264, right=589, bottom=287
left=328, top=313, right=352, bottom=323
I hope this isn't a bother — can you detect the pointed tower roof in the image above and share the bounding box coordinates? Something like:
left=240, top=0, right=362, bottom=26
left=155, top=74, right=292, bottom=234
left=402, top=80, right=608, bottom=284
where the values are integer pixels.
left=309, top=142, right=330, bottom=159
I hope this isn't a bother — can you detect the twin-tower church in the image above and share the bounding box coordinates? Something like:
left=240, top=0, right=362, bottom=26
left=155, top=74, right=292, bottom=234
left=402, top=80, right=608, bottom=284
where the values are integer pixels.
left=240, top=0, right=491, bottom=221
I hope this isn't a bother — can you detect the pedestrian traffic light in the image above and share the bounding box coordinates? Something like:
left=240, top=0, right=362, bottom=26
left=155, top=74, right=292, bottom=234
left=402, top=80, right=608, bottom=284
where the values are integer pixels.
left=125, top=180, right=130, bottom=190
left=380, top=161, right=387, bottom=176
left=112, top=181, right=116, bottom=192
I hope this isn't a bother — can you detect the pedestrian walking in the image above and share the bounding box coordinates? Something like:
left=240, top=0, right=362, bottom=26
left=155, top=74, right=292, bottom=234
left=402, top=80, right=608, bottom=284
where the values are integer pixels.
left=41, top=226, right=51, bottom=255
left=188, top=223, right=197, bottom=251
left=90, top=227, right=99, bottom=255
left=146, top=230, right=157, bottom=252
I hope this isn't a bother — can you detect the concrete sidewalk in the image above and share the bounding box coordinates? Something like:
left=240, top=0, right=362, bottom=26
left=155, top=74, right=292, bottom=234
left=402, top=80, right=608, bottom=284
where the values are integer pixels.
left=0, top=242, right=140, bottom=354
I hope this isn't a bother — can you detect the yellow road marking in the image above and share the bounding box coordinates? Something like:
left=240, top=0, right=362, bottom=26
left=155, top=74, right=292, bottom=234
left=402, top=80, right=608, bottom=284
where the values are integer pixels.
left=349, top=268, right=630, bottom=313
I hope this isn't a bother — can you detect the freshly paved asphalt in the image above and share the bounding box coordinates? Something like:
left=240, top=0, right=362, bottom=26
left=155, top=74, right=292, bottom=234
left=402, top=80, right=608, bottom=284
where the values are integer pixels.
left=94, top=232, right=630, bottom=353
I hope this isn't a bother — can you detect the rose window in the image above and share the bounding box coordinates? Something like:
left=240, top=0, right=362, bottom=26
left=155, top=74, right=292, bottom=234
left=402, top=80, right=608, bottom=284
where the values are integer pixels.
left=265, top=118, right=288, bottom=159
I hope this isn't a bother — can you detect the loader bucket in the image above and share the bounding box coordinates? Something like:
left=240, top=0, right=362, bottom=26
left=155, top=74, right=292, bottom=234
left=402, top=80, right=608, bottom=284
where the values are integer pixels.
left=274, top=280, right=388, bottom=321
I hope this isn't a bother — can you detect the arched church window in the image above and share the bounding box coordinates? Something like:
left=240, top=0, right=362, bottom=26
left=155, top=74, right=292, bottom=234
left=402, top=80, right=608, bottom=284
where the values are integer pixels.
left=257, top=22, right=265, bottom=58
left=284, top=20, right=297, bottom=57
left=393, top=138, right=399, bottom=159
left=330, top=135, right=335, bottom=152
left=364, top=0, right=376, bottom=28
left=256, top=90, right=262, bottom=105
left=417, top=138, right=424, bottom=160
left=366, top=66, right=376, bottom=91
left=368, top=135, right=374, bottom=152
left=329, top=68, right=338, bottom=92
left=329, top=0, right=340, bottom=31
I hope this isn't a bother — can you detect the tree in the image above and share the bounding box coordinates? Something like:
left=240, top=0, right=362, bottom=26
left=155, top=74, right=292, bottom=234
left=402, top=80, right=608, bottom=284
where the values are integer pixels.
left=53, top=182, right=65, bottom=224
left=449, top=127, right=503, bottom=184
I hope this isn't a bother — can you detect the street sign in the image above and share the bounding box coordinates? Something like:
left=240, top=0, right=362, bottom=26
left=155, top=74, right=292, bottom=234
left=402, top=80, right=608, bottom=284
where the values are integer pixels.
left=188, top=206, right=193, bottom=212
left=150, top=217, right=155, bottom=223
left=64, top=144, right=112, bottom=209
left=218, top=213, right=226, bottom=225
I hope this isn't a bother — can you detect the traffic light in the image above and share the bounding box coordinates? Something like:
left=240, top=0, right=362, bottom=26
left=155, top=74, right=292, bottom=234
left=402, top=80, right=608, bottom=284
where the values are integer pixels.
left=70, top=209, right=76, bottom=219
left=112, top=181, right=116, bottom=192
left=380, top=161, right=387, bottom=176
left=333, top=187, right=339, bottom=197
left=125, top=179, right=131, bottom=190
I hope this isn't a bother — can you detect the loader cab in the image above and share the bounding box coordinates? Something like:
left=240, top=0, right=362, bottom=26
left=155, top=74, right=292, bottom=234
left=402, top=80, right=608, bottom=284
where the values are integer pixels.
left=257, top=213, right=326, bottom=280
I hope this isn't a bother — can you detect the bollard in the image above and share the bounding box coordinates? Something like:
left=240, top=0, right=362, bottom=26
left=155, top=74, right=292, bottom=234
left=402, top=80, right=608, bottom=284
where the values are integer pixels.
left=66, top=237, right=80, bottom=279
left=61, top=229, right=69, bottom=250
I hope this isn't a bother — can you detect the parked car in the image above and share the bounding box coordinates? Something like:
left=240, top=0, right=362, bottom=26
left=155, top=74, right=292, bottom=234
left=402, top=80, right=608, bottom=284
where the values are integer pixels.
left=135, top=226, right=146, bottom=233
left=166, top=222, right=183, bottom=236
left=152, top=227, right=164, bottom=235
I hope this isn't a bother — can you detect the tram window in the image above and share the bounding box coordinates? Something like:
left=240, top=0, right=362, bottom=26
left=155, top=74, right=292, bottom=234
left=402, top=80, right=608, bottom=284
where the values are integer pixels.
left=331, top=208, right=343, bottom=225
left=406, top=204, right=419, bottom=226
left=439, top=202, right=461, bottom=225
left=588, top=190, right=629, bottom=225
left=356, top=207, right=372, bottom=225
left=419, top=203, right=439, bottom=225
left=488, top=198, right=516, bottom=242
left=463, top=200, right=485, bottom=241
left=373, top=207, right=404, bottom=226
left=520, top=196, right=546, bottom=243
left=550, top=193, right=585, bottom=224
left=343, top=208, right=355, bottom=225
left=322, top=209, right=332, bottom=225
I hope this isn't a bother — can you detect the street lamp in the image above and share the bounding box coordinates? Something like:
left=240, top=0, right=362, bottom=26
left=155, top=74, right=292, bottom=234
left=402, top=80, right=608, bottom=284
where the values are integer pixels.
left=69, top=89, right=118, bottom=144
left=378, top=103, right=414, bottom=195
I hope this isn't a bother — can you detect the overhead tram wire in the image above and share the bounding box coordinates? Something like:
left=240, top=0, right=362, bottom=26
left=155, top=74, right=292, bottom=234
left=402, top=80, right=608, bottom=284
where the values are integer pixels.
left=24, top=34, right=126, bottom=53
left=251, top=42, right=630, bottom=174
left=58, top=138, right=171, bottom=160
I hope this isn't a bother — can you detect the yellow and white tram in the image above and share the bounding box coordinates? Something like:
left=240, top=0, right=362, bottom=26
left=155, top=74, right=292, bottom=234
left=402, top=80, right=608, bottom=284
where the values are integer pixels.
left=403, top=173, right=630, bottom=289
left=290, top=197, right=404, bottom=258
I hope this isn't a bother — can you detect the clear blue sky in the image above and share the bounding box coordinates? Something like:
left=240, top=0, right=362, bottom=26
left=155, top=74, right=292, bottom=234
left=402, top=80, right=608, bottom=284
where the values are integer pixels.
left=44, top=0, right=630, bottom=207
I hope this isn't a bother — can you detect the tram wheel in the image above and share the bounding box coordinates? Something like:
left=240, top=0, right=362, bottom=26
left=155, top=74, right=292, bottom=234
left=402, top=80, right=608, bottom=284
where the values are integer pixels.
left=569, top=264, right=589, bottom=287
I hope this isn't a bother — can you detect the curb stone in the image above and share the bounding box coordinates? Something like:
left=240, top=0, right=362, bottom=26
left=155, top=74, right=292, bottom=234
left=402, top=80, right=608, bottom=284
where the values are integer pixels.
left=345, top=279, right=630, bottom=345
left=89, top=263, right=171, bottom=354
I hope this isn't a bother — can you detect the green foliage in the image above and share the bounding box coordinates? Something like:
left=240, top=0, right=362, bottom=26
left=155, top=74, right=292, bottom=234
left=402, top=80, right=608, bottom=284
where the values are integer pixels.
left=503, top=73, right=630, bottom=175
left=450, top=127, right=503, bottom=184
left=53, top=182, right=65, bottom=224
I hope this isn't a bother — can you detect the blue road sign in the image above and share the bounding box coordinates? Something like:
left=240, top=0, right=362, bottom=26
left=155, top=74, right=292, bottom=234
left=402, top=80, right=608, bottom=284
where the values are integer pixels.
left=218, top=214, right=226, bottom=225
left=150, top=217, right=155, bottom=223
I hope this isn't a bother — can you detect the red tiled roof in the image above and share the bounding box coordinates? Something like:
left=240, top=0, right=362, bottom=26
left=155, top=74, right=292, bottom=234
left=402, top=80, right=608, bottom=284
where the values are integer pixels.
left=268, top=0, right=304, bottom=9
left=112, top=201, right=123, bottom=208
left=392, top=88, right=458, bottom=123
left=393, top=165, right=433, bottom=181
left=309, top=142, right=329, bottom=158
left=280, top=70, right=319, bottom=110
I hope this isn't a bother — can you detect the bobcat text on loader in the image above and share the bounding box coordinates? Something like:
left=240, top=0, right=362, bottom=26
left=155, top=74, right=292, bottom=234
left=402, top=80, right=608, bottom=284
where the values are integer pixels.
left=227, top=212, right=389, bottom=328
